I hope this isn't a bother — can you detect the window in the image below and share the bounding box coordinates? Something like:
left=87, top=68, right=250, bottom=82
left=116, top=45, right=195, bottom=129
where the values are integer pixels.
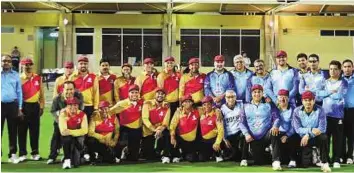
left=102, top=28, right=162, bottom=66
left=76, top=28, right=94, bottom=54
left=1, top=26, right=14, bottom=33
left=180, top=29, right=260, bottom=67
left=335, top=30, right=349, bottom=36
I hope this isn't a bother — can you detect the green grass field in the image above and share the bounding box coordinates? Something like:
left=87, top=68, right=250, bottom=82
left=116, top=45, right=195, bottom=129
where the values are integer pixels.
left=1, top=109, right=354, bottom=172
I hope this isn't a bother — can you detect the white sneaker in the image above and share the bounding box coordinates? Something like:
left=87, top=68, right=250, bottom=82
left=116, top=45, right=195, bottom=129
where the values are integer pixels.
left=346, top=158, right=353, bottom=164
left=83, top=154, right=90, bottom=162
left=215, top=156, right=223, bottom=163
left=333, top=162, right=341, bottom=168
left=321, top=163, right=331, bottom=172
left=8, top=154, right=20, bottom=164
left=316, top=162, right=323, bottom=167
left=172, top=157, right=180, bottom=163
left=47, top=159, right=54, bottom=164
left=272, top=161, right=282, bottom=171
left=161, top=156, right=170, bottom=164
left=18, top=155, right=27, bottom=162
left=288, top=160, right=296, bottom=168
left=240, top=159, right=248, bottom=166
left=31, top=154, right=41, bottom=161
left=62, top=159, right=71, bottom=169
left=121, top=147, right=128, bottom=160
left=115, top=157, right=121, bottom=163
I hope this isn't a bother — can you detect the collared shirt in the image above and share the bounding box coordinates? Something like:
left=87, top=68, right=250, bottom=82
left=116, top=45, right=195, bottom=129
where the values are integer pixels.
left=230, top=68, right=253, bottom=101
left=204, top=69, right=235, bottom=98
left=1, top=69, right=23, bottom=108
left=292, top=105, right=326, bottom=138
left=343, top=73, right=354, bottom=108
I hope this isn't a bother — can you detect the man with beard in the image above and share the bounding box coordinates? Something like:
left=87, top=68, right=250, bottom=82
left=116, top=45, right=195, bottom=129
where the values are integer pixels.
left=141, top=88, right=171, bottom=163
left=1, top=54, right=22, bottom=164
left=114, top=63, right=135, bottom=102
left=204, top=55, right=235, bottom=107
left=297, top=53, right=309, bottom=77
left=88, top=101, right=120, bottom=164
left=53, top=61, right=74, bottom=98
left=342, top=59, right=354, bottom=164
left=110, top=84, right=143, bottom=161
left=179, top=57, right=206, bottom=106
left=265, top=50, right=299, bottom=107
left=157, top=57, right=180, bottom=118
left=246, top=59, right=269, bottom=103
left=135, top=58, right=158, bottom=101
left=47, top=81, right=83, bottom=164
left=220, top=90, right=246, bottom=164
left=98, top=59, right=117, bottom=106
left=299, top=54, right=328, bottom=106
left=18, top=58, right=45, bottom=162
left=292, top=91, right=331, bottom=172
left=69, top=56, right=99, bottom=121
left=230, top=55, right=253, bottom=103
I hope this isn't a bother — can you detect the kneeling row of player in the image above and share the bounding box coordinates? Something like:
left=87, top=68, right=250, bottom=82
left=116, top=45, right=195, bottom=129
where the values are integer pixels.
left=58, top=84, right=331, bottom=172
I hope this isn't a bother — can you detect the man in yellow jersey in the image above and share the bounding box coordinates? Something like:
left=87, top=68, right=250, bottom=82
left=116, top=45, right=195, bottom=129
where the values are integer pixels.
left=198, top=96, right=224, bottom=162
left=69, top=56, right=99, bottom=121
left=141, top=88, right=171, bottom=163
left=179, top=57, right=205, bottom=106
left=158, top=57, right=180, bottom=118
left=18, top=58, right=45, bottom=162
left=114, top=63, right=135, bottom=102
left=98, top=59, right=117, bottom=105
left=110, top=84, right=143, bottom=161
left=53, top=61, right=74, bottom=98
left=135, top=58, right=158, bottom=101
left=170, top=95, right=199, bottom=163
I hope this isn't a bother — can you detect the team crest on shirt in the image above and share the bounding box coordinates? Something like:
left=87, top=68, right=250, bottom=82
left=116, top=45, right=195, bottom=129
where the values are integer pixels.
left=87, top=78, right=92, bottom=83
left=208, top=120, right=213, bottom=126
left=139, top=106, right=142, bottom=111
left=199, top=78, right=204, bottom=83
left=77, top=118, right=81, bottom=123
left=192, top=115, right=197, bottom=121
left=108, top=122, right=113, bottom=127
left=159, top=111, right=164, bottom=117
left=34, top=81, right=39, bottom=86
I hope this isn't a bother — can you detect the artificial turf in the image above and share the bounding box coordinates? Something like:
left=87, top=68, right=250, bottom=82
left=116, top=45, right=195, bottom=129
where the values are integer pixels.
left=1, top=109, right=354, bottom=172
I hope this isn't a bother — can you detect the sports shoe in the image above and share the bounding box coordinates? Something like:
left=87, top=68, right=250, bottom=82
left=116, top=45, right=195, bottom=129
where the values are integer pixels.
left=161, top=157, right=170, bottom=164
left=83, top=154, right=90, bottom=162
left=47, top=159, right=54, bottom=164
left=288, top=160, right=296, bottom=168
left=172, top=157, right=180, bottom=163
left=8, top=154, right=20, bottom=164
left=272, top=161, right=282, bottom=171
left=333, top=162, right=340, bottom=168
left=115, top=157, right=121, bottom=163
left=215, top=156, right=223, bottom=163
left=121, top=147, right=128, bottom=160
left=31, top=154, right=41, bottom=161
left=62, top=159, right=71, bottom=169
left=346, top=158, right=353, bottom=164
left=18, top=155, right=27, bottom=162
left=321, top=163, right=331, bottom=172
left=240, top=159, right=248, bottom=166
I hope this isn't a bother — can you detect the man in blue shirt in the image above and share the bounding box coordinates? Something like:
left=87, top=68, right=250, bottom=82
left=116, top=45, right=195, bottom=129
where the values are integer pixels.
left=292, top=91, right=331, bottom=172
left=342, top=59, right=354, bottom=165
left=1, top=54, right=23, bottom=164
left=220, top=90, right=245, bottom=163
left=204, top=55, right=235, bottom=107
left=230, top=55, right=253, bottom=102
left=246, top=59, right=269, bottom=103
left=317, top=60, right=348, bottom=168
left=299, top=54, right=328, bottom=106
left=240, top=84, right=281, bottom=170
left=265, top=50, right=299, bottom=107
